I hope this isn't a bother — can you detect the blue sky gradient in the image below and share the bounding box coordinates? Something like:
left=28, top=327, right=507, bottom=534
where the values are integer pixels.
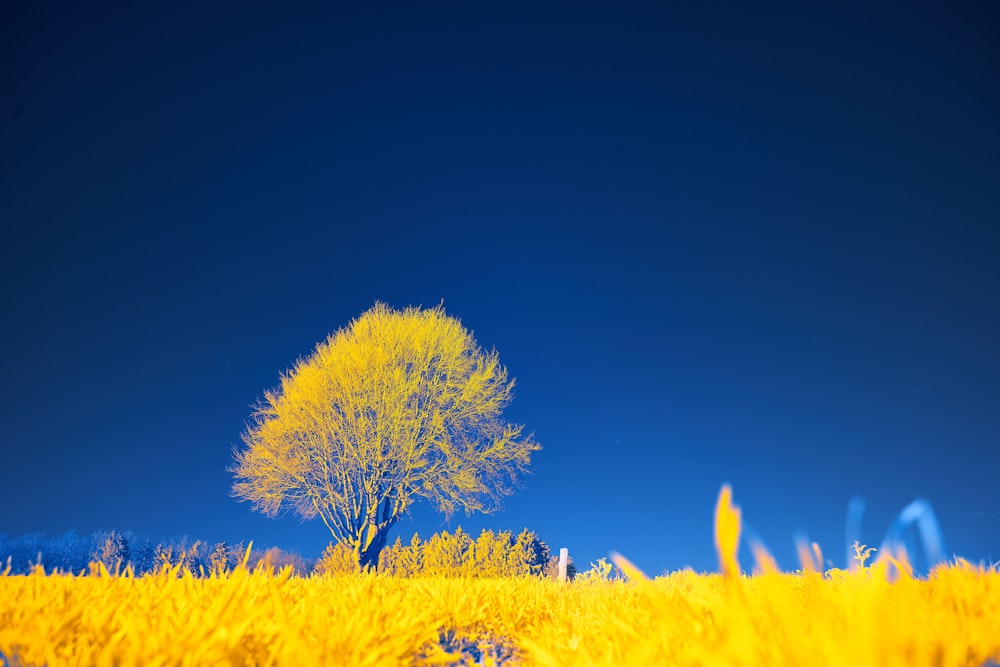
left=2, top=1, right=998, bottom=575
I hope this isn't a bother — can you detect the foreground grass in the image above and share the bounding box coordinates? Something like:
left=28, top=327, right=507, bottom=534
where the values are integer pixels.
left=1, top=563, right=998, bottom=666
left=2, top=488, right=998, bottom=667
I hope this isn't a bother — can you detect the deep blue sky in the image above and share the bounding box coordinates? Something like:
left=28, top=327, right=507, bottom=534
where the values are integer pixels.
left=2, top=2, right=998, bottom=575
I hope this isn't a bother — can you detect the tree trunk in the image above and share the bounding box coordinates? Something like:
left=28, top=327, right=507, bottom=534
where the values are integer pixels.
left=357, top=527, right=390, bottom=570
left=352, top=494, right=401, bottom=570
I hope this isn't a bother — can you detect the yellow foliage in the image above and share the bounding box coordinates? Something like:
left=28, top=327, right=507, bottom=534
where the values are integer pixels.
left=374, top=528, right=548, bottom=578
left=313, top=542, right=359, bottom=576
left=231, top=303, right=540, bottom=568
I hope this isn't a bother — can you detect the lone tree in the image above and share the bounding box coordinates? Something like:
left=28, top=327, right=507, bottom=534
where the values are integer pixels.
left=231, top=303, right=540, bottom=569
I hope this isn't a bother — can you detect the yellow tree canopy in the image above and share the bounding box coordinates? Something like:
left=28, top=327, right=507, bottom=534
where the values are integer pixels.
left=231, top=303, right=540, bottom=568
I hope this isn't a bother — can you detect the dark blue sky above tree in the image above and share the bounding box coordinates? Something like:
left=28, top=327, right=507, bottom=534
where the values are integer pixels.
left=2, top=1, right=998, bottom=575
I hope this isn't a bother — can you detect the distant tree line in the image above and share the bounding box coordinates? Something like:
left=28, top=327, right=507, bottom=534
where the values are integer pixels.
left=0, top=527, right=575, bottom=579
left=0, top=531, right=309, bottom=576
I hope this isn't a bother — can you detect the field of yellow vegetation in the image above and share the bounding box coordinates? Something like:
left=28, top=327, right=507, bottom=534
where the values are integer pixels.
left=2, top=487, right=997, bottom=667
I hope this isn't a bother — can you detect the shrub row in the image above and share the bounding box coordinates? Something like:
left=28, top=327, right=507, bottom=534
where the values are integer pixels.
left=315, top=527, right=577, bottom=579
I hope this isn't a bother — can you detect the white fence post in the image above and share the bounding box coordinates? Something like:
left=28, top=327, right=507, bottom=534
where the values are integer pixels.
left=558, top=547, right=568, bottom=582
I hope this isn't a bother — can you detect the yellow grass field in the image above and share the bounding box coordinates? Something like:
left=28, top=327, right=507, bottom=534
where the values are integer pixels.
left=2, top=488, right=998, bottom=667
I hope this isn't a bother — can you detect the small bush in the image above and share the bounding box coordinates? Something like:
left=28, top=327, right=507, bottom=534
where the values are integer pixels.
left=314, top=542, right=359, bottom=576
left=91, top=531, right=130, bottom=574
left=253, top=547, right=309, bottom=575
left=575, top=557, right=614, bottom=583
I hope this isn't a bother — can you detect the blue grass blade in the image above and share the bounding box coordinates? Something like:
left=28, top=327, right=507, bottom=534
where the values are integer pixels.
left=878, top=498, right=947, bottom=575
